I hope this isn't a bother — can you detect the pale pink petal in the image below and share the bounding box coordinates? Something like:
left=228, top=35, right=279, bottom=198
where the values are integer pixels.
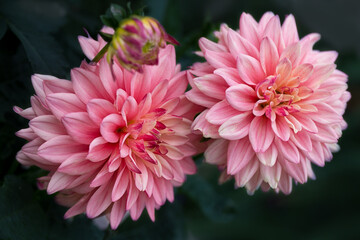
left=260, top=37, right=279, bottom=75
left=38, top=135, right=88, bottom=163
left=87, top=99, right=117, bottom=125
left=62, top=112, right=99, bottom=144
left=281, top=14, right=299, bottom=46
left=87, top=183, right=113, bottom=218
left=257, top=144, right=278, bottom=167
left=204, top=49, right=236, bottom=68
left=227, top=138, right=255, bottom=174
left=249, top=117, right=274, bottom=152
left=263, top=15, right=285, bottom=53
left=194, top=74, right=228, bottom=100
left=239, top=12, right=259, bottom=48
left=204, top=139, right=228, bottom=165
left=219, top=112, right=253, bottom=140
left=237, top=54, right=265, bottom=85
left=214, top=68, right=243, bottom=86
left=46, top=93, right=86, bottom=120
left=30, top=115, right=66, bottom=141
left=227, top=28, right=259, bottom=59
left=226, top=84, right=257, bottom=111
left=100, top=114, right=126, bottom=143
left=87, top=137, right=114, bottom=162
left=271, top=116, right=291, bottom=141
left=205, top=100, right=240, bottom=125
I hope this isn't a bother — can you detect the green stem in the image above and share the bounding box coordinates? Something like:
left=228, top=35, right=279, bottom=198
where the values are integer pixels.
left=92, top=42, right=111, bottom=63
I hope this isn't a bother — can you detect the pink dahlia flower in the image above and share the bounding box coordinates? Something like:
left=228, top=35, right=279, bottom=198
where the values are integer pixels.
left=14, top=32, right=202, bottom=229
left=186, top=12, right=350, bottom=194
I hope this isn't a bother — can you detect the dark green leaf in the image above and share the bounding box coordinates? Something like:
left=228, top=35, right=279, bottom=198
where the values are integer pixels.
left=108, top=202, right=185, bottom=240
left=110, top=4, right=127, bottom=22
left=0, top=19, right=7, bottom=40
left=0, top=175, right=48, bottom=240
left=182, top=175, right=237, bottom=222
left=0, top=0, right=69, bottom=77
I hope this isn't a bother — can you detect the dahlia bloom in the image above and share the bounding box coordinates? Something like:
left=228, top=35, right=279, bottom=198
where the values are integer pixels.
left=15, top=33, right=201, bottom=228
left=186, top=12, right=350, bottom=194
left=106, top=16, right=179, bottom=72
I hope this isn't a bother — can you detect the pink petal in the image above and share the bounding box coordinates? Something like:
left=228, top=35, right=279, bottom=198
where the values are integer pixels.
left=121, top=96, right=139, bottom=121
left=263, top=15, right=285, bottom=54
left=310, top=103, right=341, bottom=124
left=258, top=12, right=275, bottom=33
left=292, top=113, right=318, bottom=133
left=13, top=106, right=36, bottom=120
left=64, top=194, right=91, bottom=219
left=99, top=57, right=117, bottom=100
left=260, top=37, right=279, bottom=76
left=260, top=163, right=281, bottom=188
left=87, top=99, right=117, bottom=125
left=227, top=138, right=255, bottom=174
left=58, top=152, right=101, bottom=175
left=100, top=114, right=126, bottom=143
left=110, top=198, right=127, bottom=229
left=275, top=138, right=300, bottom=164
left=78, top=36, right=100, bottom=60
left=205, top=100, right=240, bottom=125
left=280, top=43, right=300, bottom=68
left=271, top=116, right=291, bottom=141
left=292, top=63, right=313, bottom=82
left=112, top=169, right=129, bottom=201
left=86, top=183, right=113, bottom=218
left=227, top=28, right=259, bottom=59
left=71, top=68, right=111, bottom=104
left=304, top=64, right=336, bottom=89
left=276, top=58, right=292, bottom=87
left=38, top=135, right=88, bottom=163
left=237, top=54, right=265, bottom=85
left=29, top=115, right=66, bottom=141
left=43, top=78, right=73, bottom=95
left=239, top=13, right=259, bottom=48
left=249, top=116, right=274, bottom=152
left=15, top=128, right=37, bottom=141
left=281, top=14, right=299, bottom=46
left=126, top=179, right=140, bottom=210
left=47, top=172, right=76, bottom=194
left=185, top=88, right=218, bottom=108
left=307, top=141, right=325, bottom=166
left=219, top=112, right=253, bottom=140
left=199, top=37, right=227, bottom=52
left=46, top=93, right=86, bottom=120
left=281, top=156, right=307, bottom=183
left=192, top=110, right=220, bottom=138
left=310, top=123, right=338, bottom=143
left=204, top=49, right=236, bottom=69
left=278, top=172, right=292, bottom=194
left=165, top=71, right=188, bottom=100
left=62, top=112, right=99, bottom=144
left=151, top=80, right=168, bottom=109
left=257, top=144, right=278, bottom=166
left=214, top=68, right=243, bottom=86
left=204, top=139, right=228, bottom=165
left=87, top=137, right=114, bottom=162
left=226, top=84, right=257, bottom=111
left=194, top=74, right=227, bottom=100
left=234, top=157, right=259, bottom=187
left=290, top=131, right=312, bottom=152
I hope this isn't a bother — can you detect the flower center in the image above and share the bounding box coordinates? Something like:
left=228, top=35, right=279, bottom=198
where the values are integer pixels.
left=121, top=108, right=172, bottom=164
left=255, top=75, right=302, bottom=120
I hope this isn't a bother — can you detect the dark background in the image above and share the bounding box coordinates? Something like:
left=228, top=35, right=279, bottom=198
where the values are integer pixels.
left=0, top=0, right=359, bottom=239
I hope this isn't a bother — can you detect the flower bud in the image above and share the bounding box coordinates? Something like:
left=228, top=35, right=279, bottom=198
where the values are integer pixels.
left=107, top=16, right=178, bottom=72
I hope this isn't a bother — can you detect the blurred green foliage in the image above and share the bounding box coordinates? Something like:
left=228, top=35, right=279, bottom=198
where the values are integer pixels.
left=0, top=0, right=359, bottom=239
